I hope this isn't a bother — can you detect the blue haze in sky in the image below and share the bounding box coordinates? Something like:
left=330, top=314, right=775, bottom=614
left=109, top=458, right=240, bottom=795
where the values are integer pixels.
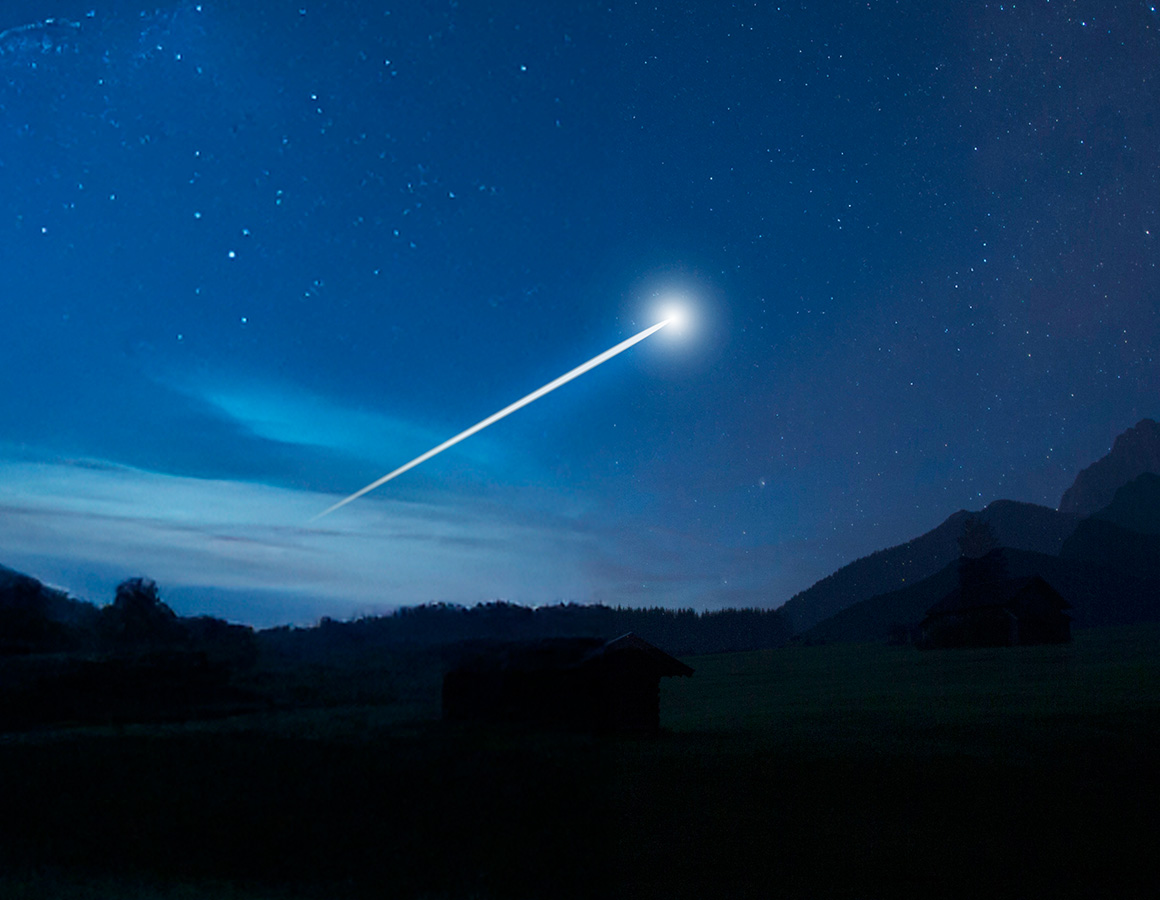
left=1, top=1, right=1157, bottom=624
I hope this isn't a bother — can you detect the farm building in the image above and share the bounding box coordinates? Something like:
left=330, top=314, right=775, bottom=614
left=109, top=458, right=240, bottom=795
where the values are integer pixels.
left=442, top=632, right=693, bottom=733
left=918, top=575, right=1071, bottom=649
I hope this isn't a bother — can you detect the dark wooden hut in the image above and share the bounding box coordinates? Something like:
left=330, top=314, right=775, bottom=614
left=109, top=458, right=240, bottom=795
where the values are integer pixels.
left=918, top=575, right=1071, bottom=649
left=442, top=632, right=693, bottom=733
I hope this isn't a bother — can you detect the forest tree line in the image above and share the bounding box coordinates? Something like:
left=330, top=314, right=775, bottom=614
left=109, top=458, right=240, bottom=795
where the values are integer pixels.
left=2, top=565, right=790, bottom=660
left=264, top=600, right=791, bottom=658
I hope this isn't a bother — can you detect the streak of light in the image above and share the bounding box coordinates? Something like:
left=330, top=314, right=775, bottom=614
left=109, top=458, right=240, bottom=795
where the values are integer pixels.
left=311, top=319, right=671, bottom=520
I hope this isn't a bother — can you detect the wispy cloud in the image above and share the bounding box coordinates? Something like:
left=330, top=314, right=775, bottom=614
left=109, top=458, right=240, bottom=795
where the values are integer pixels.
left=159, top=370, right=526, bottom=485
left=0, top=455, right=598, bottom=623
left=0, top=400, right=809, bottom=622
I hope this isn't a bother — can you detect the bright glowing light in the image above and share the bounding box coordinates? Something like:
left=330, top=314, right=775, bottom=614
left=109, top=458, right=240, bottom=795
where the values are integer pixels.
left=657, top=298, right=692, bottom=333
left=312, top=319, right=671, bottom=520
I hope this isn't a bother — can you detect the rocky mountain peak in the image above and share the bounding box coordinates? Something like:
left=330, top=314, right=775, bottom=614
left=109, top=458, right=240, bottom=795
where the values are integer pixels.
left=1059, top=418, right=1160, bottom=517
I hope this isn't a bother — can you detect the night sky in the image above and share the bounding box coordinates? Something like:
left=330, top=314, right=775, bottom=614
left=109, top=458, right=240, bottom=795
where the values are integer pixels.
left=2, top=1, right=1157, bottom=625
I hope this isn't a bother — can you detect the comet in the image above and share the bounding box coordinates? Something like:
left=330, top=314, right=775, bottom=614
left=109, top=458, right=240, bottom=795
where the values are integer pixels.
left=312, top=318, right=672, bottom=520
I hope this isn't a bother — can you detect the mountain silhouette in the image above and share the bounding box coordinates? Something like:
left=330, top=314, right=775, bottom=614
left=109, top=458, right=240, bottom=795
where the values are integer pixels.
left=777, top=500, right=1078, bottom=634
left=1059, top=418, right=1160, bottom=516
left=1086, top=470, right=1160, bottom=535
left=805, top=473, right=1160, bottom=644
left=802, top=546, right=1160, bottom=645
left=1059, top=473, right=1160, bottom=582
left=781, top=418, right=1159, bottom=635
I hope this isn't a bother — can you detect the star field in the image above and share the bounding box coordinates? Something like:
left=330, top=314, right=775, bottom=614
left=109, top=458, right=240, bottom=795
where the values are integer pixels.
left=1, top=1, right=1156, bottom=624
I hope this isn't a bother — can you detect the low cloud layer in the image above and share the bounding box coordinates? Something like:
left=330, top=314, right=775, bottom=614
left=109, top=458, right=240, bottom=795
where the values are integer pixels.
left=0, top=359, right=811, bottom=624
left=0, top=456, right=597, bottom=620
left=1, top=454, right=786, bottom=625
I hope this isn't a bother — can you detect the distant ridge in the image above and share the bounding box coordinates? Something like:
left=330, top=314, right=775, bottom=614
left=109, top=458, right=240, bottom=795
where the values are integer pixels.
left=780, top=419, right=1160, bottom=635
left=1060, top=473, right=1160, bottom=582
left=1088, top=471, right=1160, bottom=535
left=1059, top=418, right=1160, bottom=517
left=806, top=473, right=1160, bottom=644
left=777, top=500, right=1077, bottom=634
left=802, top=546, right=1160, bottom=645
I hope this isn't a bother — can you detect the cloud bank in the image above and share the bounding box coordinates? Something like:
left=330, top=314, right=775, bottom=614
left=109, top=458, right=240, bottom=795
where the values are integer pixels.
left=0, top=455, right=599, bottom=622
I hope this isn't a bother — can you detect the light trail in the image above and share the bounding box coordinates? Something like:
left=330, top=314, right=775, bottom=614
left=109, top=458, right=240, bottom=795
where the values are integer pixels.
left=312, top=318, right=671, bottom=520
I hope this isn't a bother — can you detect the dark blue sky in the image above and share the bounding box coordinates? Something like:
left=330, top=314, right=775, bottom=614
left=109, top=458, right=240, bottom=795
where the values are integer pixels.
left=2, top=1, right=1157, bottom=625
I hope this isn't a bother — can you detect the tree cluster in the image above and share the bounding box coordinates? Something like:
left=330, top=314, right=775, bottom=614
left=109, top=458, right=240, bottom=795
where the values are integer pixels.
left=0, top=575, right=256, bottom=667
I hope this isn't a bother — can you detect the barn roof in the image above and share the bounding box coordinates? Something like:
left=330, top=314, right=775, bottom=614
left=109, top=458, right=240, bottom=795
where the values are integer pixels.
left=600, top=633, right=694, bottom=677
left=926, top=575, right=1071, bottom=617
left=445, top=633, right=693, bottom=677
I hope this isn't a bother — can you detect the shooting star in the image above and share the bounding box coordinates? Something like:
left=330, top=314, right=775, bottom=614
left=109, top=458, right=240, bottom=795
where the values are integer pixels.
left=312, top=318, right=672, bottom=520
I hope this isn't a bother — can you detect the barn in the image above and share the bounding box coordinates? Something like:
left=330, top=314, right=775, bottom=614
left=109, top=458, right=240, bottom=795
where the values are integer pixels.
left=918, top=575, right=1071, bottom=649
left=442, top=632, right=693, bottom=733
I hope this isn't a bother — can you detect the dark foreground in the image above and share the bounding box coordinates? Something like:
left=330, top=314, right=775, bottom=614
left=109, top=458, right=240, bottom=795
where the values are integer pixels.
left=2, top=626, right=1158, bottom=899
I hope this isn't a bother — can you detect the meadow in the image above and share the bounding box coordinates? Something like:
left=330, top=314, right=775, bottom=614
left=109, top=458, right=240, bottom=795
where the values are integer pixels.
left=2, top=625, right=1158, bottom=899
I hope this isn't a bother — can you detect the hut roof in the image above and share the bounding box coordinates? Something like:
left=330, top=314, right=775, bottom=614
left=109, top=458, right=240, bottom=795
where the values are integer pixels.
left=600, top=633, right=694, bottom=676
left=446, top=633, right=693, bottom=677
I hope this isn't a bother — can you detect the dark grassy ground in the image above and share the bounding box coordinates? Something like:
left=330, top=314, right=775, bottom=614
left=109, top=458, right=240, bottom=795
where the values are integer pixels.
left=2, top=625, right=1158, bottom=898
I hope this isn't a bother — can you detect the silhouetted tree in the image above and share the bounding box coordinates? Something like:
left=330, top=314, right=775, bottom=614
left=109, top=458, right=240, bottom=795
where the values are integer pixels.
left=957, top=518, right=1007, bottom=599
left=98, top=577, right=187, bottom=652
left=957, top=517, right=999, bottom=559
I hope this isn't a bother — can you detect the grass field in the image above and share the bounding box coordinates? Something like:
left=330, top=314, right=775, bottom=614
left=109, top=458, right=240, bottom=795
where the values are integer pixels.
left=666, top=624, right=1160, bottom=759
left=2, top=625, right=1158, bottom=899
